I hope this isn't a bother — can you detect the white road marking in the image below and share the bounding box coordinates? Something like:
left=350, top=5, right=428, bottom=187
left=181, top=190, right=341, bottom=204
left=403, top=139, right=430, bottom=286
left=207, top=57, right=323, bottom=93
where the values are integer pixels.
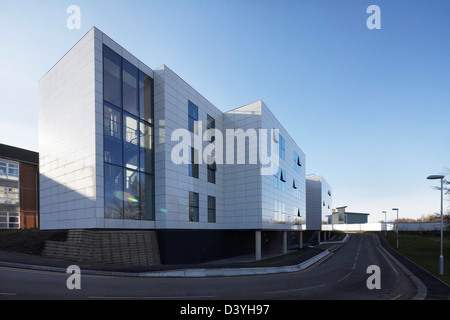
left=264, top=284, right=326, bottom=295
left=89, top=295, right=219, bottom=300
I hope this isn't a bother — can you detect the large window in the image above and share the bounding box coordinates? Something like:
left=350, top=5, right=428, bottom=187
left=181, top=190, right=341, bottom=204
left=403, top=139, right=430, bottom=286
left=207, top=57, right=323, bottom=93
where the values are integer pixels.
left=279, top=134, right=285, bottom=160
left=273, top=200, right=286, bottom=223
left=188, top=101, right=198, bottom=133
left=208, top=196, right=216, bottom=223
left=189, top=147, right=199, bottom=178
left=140, top=71, right=153, bottom=123
left=123, top=169, right=140, bottom=220
left=123, top=113, right=139, bottom=170
left=140, top=172, right=154, bottom=220
left=139, top=121, right=153, bottom=173
left=103, top=45, right=122, bottom=107
left=123, top=59, right=139, bottom=116
left=0, top=212, right=19, bottom=229
left=189, top=191, right=199, bottom=222
left=0, top=187, right=19, bottom=205
left=207, top=161, right=216, bottom=184
left=103, top=45, right=154, bottom=221
left=0, top=161, right=19, bottom=180
left=104, top=104, right=123, bottom=166
left=104, top=164, right=124, bottom=219
left=274, top=167, right=286, bottom=191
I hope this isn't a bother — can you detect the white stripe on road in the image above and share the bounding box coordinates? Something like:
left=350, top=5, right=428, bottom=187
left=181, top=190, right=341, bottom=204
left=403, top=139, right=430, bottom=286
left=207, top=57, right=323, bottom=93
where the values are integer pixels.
left=264, top=284, right=326, bottom=295
left=89, top=295, right=219, bottom=300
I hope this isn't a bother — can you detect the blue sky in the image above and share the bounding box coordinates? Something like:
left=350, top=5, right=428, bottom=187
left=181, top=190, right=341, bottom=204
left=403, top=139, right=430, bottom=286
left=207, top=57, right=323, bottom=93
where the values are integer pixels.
left=0, top=0, right=449, bottom=221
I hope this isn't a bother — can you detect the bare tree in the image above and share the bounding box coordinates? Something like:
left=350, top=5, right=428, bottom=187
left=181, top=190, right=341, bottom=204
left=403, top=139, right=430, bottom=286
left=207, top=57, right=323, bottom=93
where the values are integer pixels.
left=430, top=167, right=450, bottom=214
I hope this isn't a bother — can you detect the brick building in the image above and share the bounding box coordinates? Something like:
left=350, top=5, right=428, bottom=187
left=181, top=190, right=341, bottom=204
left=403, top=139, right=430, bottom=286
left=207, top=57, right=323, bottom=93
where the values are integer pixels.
left=0, top=144, right=39, bottom=229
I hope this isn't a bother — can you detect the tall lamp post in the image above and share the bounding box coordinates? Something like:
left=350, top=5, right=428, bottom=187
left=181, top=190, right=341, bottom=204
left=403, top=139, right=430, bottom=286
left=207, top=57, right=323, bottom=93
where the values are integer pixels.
left=427, top=174, right=445, bottom=275
left=392, top=208, right=399, bottom=248
left=382, top=211, right=387, bottom=236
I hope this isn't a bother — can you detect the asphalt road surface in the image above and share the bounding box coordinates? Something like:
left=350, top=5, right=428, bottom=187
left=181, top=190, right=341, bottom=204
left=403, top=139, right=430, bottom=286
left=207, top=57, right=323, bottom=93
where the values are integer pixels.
left=0, top=233, right=418, bottom=300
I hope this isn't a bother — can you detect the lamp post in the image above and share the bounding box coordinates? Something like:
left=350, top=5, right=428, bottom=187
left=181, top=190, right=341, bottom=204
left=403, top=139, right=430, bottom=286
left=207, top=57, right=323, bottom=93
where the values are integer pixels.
left=382, top=211, right=387, bottom=236
left=392, top=208, right=399, bottom=248
left=427, top=174, right=445, bottom=275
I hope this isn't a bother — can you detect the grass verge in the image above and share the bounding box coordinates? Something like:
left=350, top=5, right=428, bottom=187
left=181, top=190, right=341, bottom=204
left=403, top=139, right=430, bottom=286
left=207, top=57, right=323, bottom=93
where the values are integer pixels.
left=381, top=231, right=450, bottom=285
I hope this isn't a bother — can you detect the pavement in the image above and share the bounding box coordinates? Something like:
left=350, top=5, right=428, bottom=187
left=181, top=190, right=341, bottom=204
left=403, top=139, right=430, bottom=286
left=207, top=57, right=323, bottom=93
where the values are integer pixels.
left=0, top=233, right=449, bottom=299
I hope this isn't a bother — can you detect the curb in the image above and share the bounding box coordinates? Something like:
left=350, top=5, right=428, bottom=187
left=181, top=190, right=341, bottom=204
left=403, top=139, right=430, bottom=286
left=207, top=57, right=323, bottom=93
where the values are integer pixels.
left=0, top=249, right=332, bottom=279
left=375, top=235, right=427, bottom=300
left=138, top=250, right=331, bottom=278
left=0, top=234, right=349, bottom=279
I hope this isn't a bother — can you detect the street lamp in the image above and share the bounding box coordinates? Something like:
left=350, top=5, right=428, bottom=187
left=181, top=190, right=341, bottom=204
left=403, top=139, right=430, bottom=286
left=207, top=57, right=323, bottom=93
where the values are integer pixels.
left=382, top=211, right=387, bottom=236
left=392, top=208, right=399, bottom=248
left=427, top=174, right=445, bottom=275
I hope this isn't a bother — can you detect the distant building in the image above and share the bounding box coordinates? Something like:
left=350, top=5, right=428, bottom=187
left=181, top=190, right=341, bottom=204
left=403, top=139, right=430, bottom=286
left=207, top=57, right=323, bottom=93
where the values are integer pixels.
left=0, top=144, right=39, bottom=229
left=306, top=175, right=332, bottom=230
left=329, top=206, right=369, bottom=224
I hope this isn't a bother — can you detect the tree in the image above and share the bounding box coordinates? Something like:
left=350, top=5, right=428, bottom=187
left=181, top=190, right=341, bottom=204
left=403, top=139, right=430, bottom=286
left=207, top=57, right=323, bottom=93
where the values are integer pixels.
left=430, top=167, right=450, bottom=214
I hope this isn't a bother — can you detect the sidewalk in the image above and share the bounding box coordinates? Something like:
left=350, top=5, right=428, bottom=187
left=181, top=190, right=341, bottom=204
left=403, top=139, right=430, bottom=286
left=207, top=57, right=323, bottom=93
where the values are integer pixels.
left=0, top=242, right=342, bottom=278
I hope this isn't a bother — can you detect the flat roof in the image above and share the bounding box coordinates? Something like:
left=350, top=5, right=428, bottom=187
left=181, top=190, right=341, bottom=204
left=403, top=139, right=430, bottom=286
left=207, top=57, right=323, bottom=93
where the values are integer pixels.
left=0, top=144, right=39, bottom=165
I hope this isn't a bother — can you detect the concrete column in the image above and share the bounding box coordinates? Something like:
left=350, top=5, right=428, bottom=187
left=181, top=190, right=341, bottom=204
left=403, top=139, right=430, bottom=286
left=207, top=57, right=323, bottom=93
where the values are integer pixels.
left=255, top=230, right=261, bottom=261
left=317, top=230, right=321, bottom=244
left=323, top=231, right=327, bottom=241
left=282, top=231, right=287, bottom=254
left=299, top=231, right=303, bottom=249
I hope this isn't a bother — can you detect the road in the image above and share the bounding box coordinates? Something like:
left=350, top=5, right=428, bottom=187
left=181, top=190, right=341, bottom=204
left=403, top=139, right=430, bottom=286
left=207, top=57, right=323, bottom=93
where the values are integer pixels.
left=0, top=233, right=417, bottom=300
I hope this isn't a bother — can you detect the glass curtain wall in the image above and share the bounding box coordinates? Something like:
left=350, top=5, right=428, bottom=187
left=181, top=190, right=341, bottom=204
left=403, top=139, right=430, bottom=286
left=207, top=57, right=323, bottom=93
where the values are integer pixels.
left=103, top=45, right=154, bottom=221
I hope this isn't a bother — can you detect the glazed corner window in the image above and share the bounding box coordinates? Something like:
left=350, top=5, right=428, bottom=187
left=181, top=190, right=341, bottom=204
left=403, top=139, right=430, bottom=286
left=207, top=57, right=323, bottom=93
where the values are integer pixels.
left=189, top=191, right=199, bottom=222
left=188, top=101, right=198, bottom=133
left=104, top=104, right=123, bottom=166
left=103, top=45, right=122, bottom=108
left=122, top=60, right=139, bottom=116
left=279, top=135, right=285, bottom=160
left=139, top=71, right=153, bottom=124
left=123, top=169, right=140, bottom=220
left=104, top=164, right=124, bottom=219
left=103, top=45, right=155, bottom=222
left=208, top=196, right=216, bottom=223
left=123, top=113, right=139, bottom=170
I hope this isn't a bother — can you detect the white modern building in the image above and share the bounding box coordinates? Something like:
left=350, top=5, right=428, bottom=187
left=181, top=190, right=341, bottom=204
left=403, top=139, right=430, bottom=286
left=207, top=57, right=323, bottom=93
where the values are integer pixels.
left=39, top=27, right=308, bottom=263
left=306, top=175, right=332, bottom=230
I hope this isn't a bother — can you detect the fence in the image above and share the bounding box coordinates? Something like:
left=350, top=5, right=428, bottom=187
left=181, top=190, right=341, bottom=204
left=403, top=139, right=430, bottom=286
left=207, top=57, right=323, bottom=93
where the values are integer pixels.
left=322, top=222, right=445, bottom=232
